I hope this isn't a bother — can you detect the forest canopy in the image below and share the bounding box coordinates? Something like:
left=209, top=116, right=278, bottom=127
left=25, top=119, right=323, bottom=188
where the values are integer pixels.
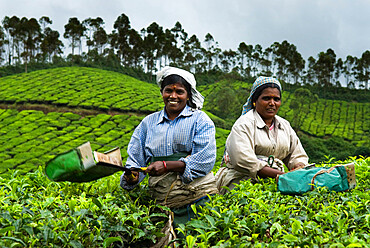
left=0, top=14, right=369, bottom=90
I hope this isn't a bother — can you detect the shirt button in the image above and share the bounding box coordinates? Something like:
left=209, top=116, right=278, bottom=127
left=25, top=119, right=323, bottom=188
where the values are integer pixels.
left=168, top=143, right=171, bottom=146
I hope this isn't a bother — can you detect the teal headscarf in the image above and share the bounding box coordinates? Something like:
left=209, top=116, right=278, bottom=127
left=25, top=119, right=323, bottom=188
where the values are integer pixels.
left=242, top=76, right=281, bottom=115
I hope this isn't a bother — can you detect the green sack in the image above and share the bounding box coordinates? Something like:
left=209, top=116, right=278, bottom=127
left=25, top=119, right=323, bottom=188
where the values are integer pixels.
left=277, top=163, right=356, bottom=195
left=45, top=142, right=124, bottom=182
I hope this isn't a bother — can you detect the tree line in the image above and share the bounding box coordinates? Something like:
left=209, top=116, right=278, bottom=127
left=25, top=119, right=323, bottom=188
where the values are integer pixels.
left=0, top=14, right=369, bottom=89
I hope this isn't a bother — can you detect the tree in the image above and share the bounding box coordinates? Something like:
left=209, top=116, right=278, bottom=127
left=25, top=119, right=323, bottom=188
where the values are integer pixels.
left=18, top=17, right=41, bottom=72
left=315, top=48, right=337, bottom=87
left=39, top=16, right=52, bottom=31
left=161, top=29, right=177, bottom=67
left=40, top=27, right=64, bottom=62
left=204, top=33, right=216, bottom=70
left=142, top=22, right=164, bottom=73
left=182, top=34, right=202, bottom=72
left=111, top=13, right=132, bottom=65
left=334, top=58, right=344, bottom=85
left=83, top=17, right=104, bottom=53
left=260, top=46, right=273, bottom=77
left=305, top=56, right=317, bottom=85
left=93, top=27, right=108, bottom=56
left=251, top=44, right=262, bottom=77
left=171, top=21, right=187, bottom=49
left=126, top=28, right=143, bottom=68
left=287, top=49, right=305, bottom=84
left=354, top=50, right=370, bottom=89
left=344, top=55, right=356, bottom=88
left=2, top=16, right=21, bottom=65
left=237, top=42, right=253, bottom=77
left=0, top=25, right=4, bottom=65
left=219, top=49, right=237, bottom=72
left=64, top=17, right=85, bottom=55
left=271, top=40, right=304, bottom=83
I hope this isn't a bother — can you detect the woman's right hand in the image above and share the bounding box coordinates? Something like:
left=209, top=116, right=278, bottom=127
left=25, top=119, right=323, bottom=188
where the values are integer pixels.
left=124, top=171, right=139, bottom=185
left=146, top=161, right=167, bottom=176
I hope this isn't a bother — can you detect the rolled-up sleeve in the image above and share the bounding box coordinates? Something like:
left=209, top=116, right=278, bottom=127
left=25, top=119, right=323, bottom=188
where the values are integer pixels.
left=179, top=113, right=216, bottom=183
left=226, top=122, right=267, bottom=179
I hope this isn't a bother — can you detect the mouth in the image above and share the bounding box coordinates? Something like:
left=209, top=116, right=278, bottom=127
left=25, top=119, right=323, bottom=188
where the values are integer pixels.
left=266, top=108, right=275, bottom=112
left=168, top=101, right=179, bottom=105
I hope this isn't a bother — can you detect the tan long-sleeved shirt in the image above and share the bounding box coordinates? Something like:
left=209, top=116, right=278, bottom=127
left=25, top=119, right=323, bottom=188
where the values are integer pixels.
left=225, top=110, right=309, bottom=180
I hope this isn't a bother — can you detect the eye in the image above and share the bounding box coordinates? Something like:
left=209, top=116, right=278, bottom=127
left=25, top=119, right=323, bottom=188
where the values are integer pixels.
left=176, top=89, right=186, bottom=95
left=274, top=97, right=281, bottom=101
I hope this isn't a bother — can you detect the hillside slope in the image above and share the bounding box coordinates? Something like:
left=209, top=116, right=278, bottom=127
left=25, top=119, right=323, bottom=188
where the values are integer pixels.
left=0, top=67, right=163, bottom=113
left=199, top=80, right=370, bottom=148
left=0, top=67, right=368, bottom=173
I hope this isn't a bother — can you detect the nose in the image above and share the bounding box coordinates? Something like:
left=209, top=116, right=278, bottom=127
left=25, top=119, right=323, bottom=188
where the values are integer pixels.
left=170, top=91, right=177, bottom=98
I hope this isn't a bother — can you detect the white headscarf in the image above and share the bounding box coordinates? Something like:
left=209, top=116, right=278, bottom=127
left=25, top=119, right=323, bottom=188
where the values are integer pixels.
left=242, top=76, right=282, bottom=115
left=156, top=66, right=204, bottom=110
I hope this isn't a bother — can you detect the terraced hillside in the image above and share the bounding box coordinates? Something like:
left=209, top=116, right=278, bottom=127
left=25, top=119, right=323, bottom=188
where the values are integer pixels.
left=0, top=67, right=229, bottom=174
left=0, top=67, right=163, bottom=113
left=279, top=94, right=369, bottom=147
left=0, top=67, right=368, bottom=174
left=199, top=81, right=370, bottom=148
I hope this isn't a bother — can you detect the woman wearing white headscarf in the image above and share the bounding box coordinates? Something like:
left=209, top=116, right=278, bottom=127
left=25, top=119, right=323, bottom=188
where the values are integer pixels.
left=120, top=66, right=218, bottom=233
left=216, top=76, right=309, bottom=194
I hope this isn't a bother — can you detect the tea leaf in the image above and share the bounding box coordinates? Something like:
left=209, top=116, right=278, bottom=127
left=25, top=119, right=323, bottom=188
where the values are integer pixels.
left=103, top=237, right=122, bottom=248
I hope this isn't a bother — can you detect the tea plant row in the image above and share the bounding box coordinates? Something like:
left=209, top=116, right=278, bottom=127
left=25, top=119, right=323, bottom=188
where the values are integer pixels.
left=180, top=157, right=370, bottom=247
left=0, top=67, right=368, bottom=146
left=0, top=157, right=369, bottom=247
left=280, top=97, right=369, bottom=146
left=199, top=80, right=369, bottom=147
left=0, top=169, right=170, bottom=247
left=0, top=67, right=163, bottom=113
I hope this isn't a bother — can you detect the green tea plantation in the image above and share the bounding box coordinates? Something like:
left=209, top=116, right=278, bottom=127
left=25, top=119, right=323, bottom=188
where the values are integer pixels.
left=0, top=67, right=369, bottom=247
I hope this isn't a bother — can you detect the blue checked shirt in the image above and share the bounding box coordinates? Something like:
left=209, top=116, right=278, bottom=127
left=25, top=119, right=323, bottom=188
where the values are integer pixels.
left=120, top=105, right=216, bottom=190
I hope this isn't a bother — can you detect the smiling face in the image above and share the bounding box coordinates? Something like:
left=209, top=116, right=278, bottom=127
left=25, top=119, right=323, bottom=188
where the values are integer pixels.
left=162, top=82, right=188, bottom=120
left=254, top=87, right=281, bottom=124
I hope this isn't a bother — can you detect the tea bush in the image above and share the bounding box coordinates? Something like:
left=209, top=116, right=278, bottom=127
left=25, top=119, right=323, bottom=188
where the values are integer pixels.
left=0, top=169, right=170, bottom=247
left=0, top=158, right=369, bottom=247
left=178, top=157, right=370, bottom=247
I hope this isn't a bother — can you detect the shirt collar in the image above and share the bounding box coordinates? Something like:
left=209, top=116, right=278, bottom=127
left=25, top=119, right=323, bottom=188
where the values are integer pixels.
left=157, top=105, right=194, bottom=124
left=253, top=110, right=283, bottom=130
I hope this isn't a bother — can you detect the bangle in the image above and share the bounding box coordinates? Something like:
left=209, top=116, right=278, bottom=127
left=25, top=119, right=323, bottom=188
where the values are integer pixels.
left=162, top=161, right=167, bottom=171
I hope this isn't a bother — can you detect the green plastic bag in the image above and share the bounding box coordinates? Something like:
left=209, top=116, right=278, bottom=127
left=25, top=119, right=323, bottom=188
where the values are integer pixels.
left=277, top=163, right=356, bottom=195
left=45, top=142, right=124, bottom=182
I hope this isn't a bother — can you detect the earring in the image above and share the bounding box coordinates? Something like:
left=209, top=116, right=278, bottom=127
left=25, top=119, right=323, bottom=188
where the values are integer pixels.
left=253, top=102, right=256, bottom=107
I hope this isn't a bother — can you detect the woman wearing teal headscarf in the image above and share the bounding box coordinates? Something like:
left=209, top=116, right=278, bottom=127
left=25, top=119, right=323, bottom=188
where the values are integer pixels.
left=216, top=76, right=309, bottom=194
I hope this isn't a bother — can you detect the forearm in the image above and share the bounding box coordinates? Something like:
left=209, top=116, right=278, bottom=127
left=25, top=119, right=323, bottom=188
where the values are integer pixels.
left=146, top=160, right=186, bottom=176
left=165, top=160, right=186, bottom=174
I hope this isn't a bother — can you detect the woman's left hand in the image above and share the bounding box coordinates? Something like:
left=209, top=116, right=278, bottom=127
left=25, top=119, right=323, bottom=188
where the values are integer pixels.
left=146, top=161, right=167, bottom=176
left=291, top=162, right=305, bottom=171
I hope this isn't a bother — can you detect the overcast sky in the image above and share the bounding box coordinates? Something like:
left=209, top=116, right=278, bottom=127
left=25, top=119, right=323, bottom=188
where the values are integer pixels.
left=1, top=0, right=369, bottom=60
